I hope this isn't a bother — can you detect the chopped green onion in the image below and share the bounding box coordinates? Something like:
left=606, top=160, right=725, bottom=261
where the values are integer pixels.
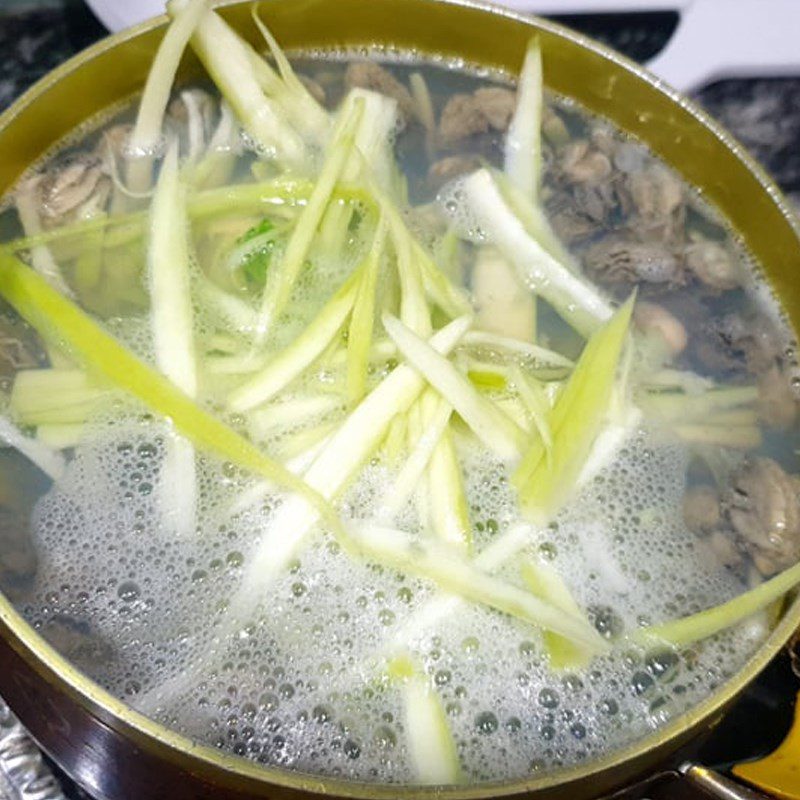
left=149, top=141, right=199, bottom=538
left=673, top=424, right=762, bottom=450
left=641, top=386, right=758, bottom=423
left=512, top=366, right=553, bottom=468
left=247, top=394, right=343, bottom=440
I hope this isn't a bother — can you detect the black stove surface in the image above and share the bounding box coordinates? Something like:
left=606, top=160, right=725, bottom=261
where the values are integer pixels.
left=0, top=4, right=798, bottom=799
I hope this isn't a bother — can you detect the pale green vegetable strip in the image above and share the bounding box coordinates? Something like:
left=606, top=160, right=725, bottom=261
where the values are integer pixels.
left=10, top=369, right=111, bottom=425
left=414, top=239, right=473, bottom=318
left=462, top=169, right=612, bottom=337
left=149, top=142, right=197, bottom=397
left=383, top=413, right=407, bottom=462
left=494, top=170, right=579, bottom=272
left=157, top=435, right=197, bottom=537
left=372, top=184, right=470, bottom=320
left=641, top=386, right=758, bottom=422
left=496, top=397, right=533, bottom=432
left=248, top=395, right=343, bottom=440
left=188, top=101, right=239, bottom=189
left=256, top=100, right=363, bottom=339
left=36, top=423, right=83, bottom=450
left=578, top=404, right=642, bottom=486
left=383, top=523, right=535, bottom=654
left=427, top=427, right=471, bottom=553
left=378, top=392, right=452, bottom=522
left=347, top=217, right=387, bottom=404
left=15, top=178, right=72, bottom=297
left=13, top=395, right=108, bottom=426
left=379, top=195, right=431, bottom=337
left=229, top=269, right=362, bottom=412
left=203, top=351, right=267, bottom=377
left=341, top=88, right=400, bottom=191
left=11, top=368, right=99, bottom=396
left=250, top=5, right=330, bottom=147
left=472, top=245, right=536, bottom=343
left=229, top=316, right=471, bottom=604
left=352, top=523, right=608, bottom=652
left=512, top=366, right=553, bottom=467
left=167, top=1, right=305, bottom=168
left=228, top=433, right=332, bottom=517
left=329, top=338, right=397, bottom=367
left=463, top=330, right=573, bottom=368
left=388, top=655, right=462, bottom=785
left=691, top=409, right=758, bottom=426
left=316, top=89, right=398, bottom=262
left=405, top=397, right=430, bottom=528
left=635, top=559, right=800, bottom=648
left=504, top=36, right=543, bottom=201
left=274, top=420, right=339, bottom=461
left=384, top=313, right=526, bottom=462
left=513, top=295, right=634, bottom=522
left=409, top=73, right=437, bottom=157
left=149, top=141, right=199, bottom=538
left=126, top=0, right=208, bottom=193
left=72, top=208, right=106, bottom=299
left=521, top=559, right=592, bottom=670
left=196, top=276, right=259, bottom=336
left=0, top=414, right=65, bottom=480
left=0, top=253, right=346, bottom=544
left=3, top=178, right=367, bottom=259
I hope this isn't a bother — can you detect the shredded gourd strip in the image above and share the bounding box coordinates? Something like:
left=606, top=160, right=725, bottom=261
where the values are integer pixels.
left=126, top=0, right=209, bottom=193
left=635, top=560, right=800, bottom=648
left=514, top=294, right=635, bottom=522
left=504, top=36, right=543, bottom=201
left=387, top=654, right=463, bottom=784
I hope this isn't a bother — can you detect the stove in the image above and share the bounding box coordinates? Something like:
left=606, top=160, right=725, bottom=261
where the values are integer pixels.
left=0, top=3, right=798, bottom=798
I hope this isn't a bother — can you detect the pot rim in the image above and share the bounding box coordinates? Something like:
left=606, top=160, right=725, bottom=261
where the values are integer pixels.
left=0, top=1, right=799, bottom=797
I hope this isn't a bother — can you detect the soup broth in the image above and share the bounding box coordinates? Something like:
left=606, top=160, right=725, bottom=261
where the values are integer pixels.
left=0, top=14, right=798, bottom=787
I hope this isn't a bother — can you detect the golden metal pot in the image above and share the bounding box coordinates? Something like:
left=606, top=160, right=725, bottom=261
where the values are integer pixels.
left=0, top=2, right=798, bottom=798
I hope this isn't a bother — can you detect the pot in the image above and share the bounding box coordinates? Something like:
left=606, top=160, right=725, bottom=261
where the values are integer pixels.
left=0, top=2, right=798, bottom=798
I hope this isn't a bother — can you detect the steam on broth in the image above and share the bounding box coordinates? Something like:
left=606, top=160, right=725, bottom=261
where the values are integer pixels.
left=0, top=3, right=799, bottom=786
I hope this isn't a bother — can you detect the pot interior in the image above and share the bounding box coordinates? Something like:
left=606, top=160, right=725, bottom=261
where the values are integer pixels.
left=0, top=2, right=799, bottom=799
